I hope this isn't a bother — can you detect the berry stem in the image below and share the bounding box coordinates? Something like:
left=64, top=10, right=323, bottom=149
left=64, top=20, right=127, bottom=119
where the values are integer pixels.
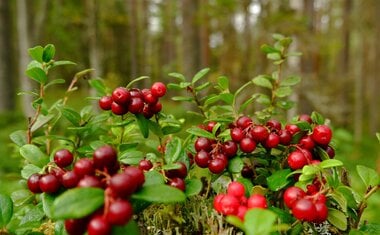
left=353, top=185, right=379, bottom=229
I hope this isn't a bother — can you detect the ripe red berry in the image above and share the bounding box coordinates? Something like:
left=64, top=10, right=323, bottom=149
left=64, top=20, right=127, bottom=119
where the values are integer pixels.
left=139, top=159, right=153, bottom=171
left=106, top=200, right=133, bottom=225
left=208, top=157, right=227, bottom=174
left=27, top=173, right=42, bottom=193
left=110, top=173, right=137, bottom=198
left=291, top=198, right=317, bottom=222
left=98, top=96, right=113, bottom=111
left=128, top=97, right=144, bottom=114
left=112, top=87, right=130, bottom=105
left=168, top=177, right=186, bottom=191
left=219, top=194, right=240, bottom=215
left=74, top=158, right=95, bottom=178
left=61, top=171, right=79, bottom=188
left=142, top=89, right=158, bottom=105
left=206, top=121, right=217, bottom=133
left=194, top=150, right=210, bottom=168
left=166, top=162, right=187, bottom=179
left=314, top=202, right=328, bottom=223
left=213, top=194, right=225, bottom=213
left=298, top=114, right=312, bottom=124
left=251, top=125, right=269, bottom=143
left=278, top=129, right=292, bottom=145
left=247, top=194, right=268, bottom=209
left=264, top=133, right=280, bottom=148
left=129, top=88, right=143, bottom=98
left=39, top=174, right=60, bottom=193
left=87, top=216, right=111, bottom=235
left=65, top=218, right=88, bottom=235
left=54, top=149, right=74, bottom=168
left=227, top=181, right=245, bottom=198
left=237, top=205, right=248, bottom=220
left=93, top=145, right=117, bottom=170
left=241, top=165, right=254, bottom=178
left=283, top=186, right=306, bottom=208
left=239, top=137, right=256, bottom=153
left=287, top=150, right=308, bottom=170
left=151, top=82, right=167, bottom=97
left=148, top=101, right=162, bottom=114
left=111, top=101, right=128, bottom=115
left=285, top=124, right=301, bottom=135
left=77, top=175, right=102, bottom=188
left=194, top=137, right=212, bottom=152
left=312, top=125, right=332, bottom=146
left=230, top=127, right=244, bottom=142
left=266, top=119, right=282, bottom=131
left=325, top=145, right=335, bottom=158
left=236, top=116, right=252, bottom=129
left=299, top=135, right=315, bottom=150
left=222, top=140, right=238, bottom=158
left=124, top=166, right=145, bottom=189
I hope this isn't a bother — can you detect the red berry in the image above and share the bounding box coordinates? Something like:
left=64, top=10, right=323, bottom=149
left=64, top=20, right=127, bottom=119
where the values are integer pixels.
left=112, top=87, right=130, bottom=105
left=285, top=124, right=301, bottom=135
left=241, top=165, right=254, bottom=178
left=227, top=181, right=245, bottom=198
left=266, top=119, right=282, bottom=131
left=138, top=159, right=153, bottom=171
left=219, top=194, right=240, bottom=215
left=166, top=162, right=187, bottom=179
left=194, top=137, right=212, bottom=152
left=299, top=135, right=315, bottom=150
left=65, top=218, right=88, bottom=235
left=206, top=121, right=217, bottom=133
left=264, top=133, right=280, bottom=148
left=111, top=101, right=128, bottom=115
left=236, top=116, right=252, bottom=129
left=283, top=186, right=306, bottom=208
left=54, top=149, right=74, bottom=168
left=148, top=101, right=162, bottom=113
left=124, top=166, right=145, bottom=189
left=142, top=89, right=158, bottom=105
left=129, top=88, right=143, bottom=98
left=325, top=145, right=335, bottom=158
left=250, top=125, right=269, bottom=143
left=247, top=194, right=268, bottom=209
left=314, top=202, right=328, bottom=223
left=128, top=97, right=144, bottom=114
left=287, top=150, right=308, bottom=170
left=77, top=175, right=102, bottom=188
left=291, top=198, right=317, bottom=222
left=106, top=200, right=133, bottom=225
left=110, top=173, right=137, bottom=198
left=208, top=157, right=227, bottom=174
left=298, top=114, right=312, bottom=124
left=27, top=173, right=42, bottom=193
left=312, top=125, right=332, bottom=146
left=194, top=150, right=210, bottom=168
left=278, top=129, right=292, bottom=145
left=315, top=193, right=327, bottom=204
left=213, top=194, right=225, bottom=213
left=222, top=141, right=238, bottom=158
left=239, top=137, right=256, bottom=153
left=230, top=127, right=244, bottom=142
left=168, top=177, right=186, bottom=191
left=39, top=174, right=60, bottom=193
left=237, top=205, right=248, bottom=220
left=151, top=82, right=167, bottom=97
left=93, top=145, right=117, bottom=170
left=61, top=171, right=79, bottom=188
left=87, top=216, right=111, bottom=235
left=74, top=158, right=95, bottom=178
left=98, top=95, right=113, bottom=111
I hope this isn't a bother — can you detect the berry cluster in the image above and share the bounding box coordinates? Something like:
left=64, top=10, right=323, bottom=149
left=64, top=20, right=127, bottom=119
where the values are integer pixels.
left=98, top=82, right=166, bottom=118
left=283, top=186, right=328, bottom=223
left=27, top=145, right=145, bottom=235
left=213, top=181, right=268, bottom=220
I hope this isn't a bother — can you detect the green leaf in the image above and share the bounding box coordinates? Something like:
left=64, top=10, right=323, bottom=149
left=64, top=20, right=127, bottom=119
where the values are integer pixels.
left=135, top=113, right=149, bottom=138
left=217, top=76, right=229, bottom=91
left=226, top=215, right=245, bottom=230
left=165, top=137, right=184, bottom=164
left=52, top=187, right=104, bottom=219
left=168, top=72, right=186, bottom=82
left=281, top=76, right=301, bottom=86
left=144, top=170, right=165, bottom=186
left=45, top=78, right=65, bottom=89
left=228, top=157, right=244, bottom=173
left=88, top=79, right=106, bottom=96
left=19, top=144, right=49, bottom=167
left=256, top=94, right=271, bottom=105
left=20, top=206, right=44, bottom=226
left=320, top=159, right=343, bottom=169
left=267, top=169, right=292, bottom=191
left=171, top=96, right=194, bottom=102
left=62, top=107, right=81, bottom=127
left=192, top=68, right=210, bottom=84
left=244, top=209, right=277, bottom=235
left=119, top=150, right=144, bottom=165
left=274, top=86, right=292, bottom=97
left=186, top=127, right=215, bottom=139
left=294, top=121, right=311, bottom=131
left=42, top=44, right=55, bottom=62
left=359, top=223, right=380, bottom=234
left=267, top=52, right=282, bottom=61
left=195, top=82, right=211, bottom=92
left=9, top=130, right=27, bottom=147
left=21, top=164, right=41, bottom=179
left=185, top=178, right=203, bottom=197
left=50, top=60, right=76, bottom=68
left=261, top=44, right=280, bottom=54
left=302, top=165, right=320, bottom=176
left=25, top=67, right=47, bottom=84
left=31, top=114, right=54, bottom=132
left=0, top=194, right=13, bottom=227
left=328, top=208, right=347, bottom=231
left=311, top=111, right=325, bottom=125
left=329, top=190, right=347, bottom=212
left=28, top=46, right=44, bottom=62
left=276, top=100, right=295, bottom=110
left=219, top=93, right=234, bottom=105
left=112, top=220, right=140, bottom=235
left=132, top=185, right=186, bottom=203
left=356, top=165, right=379, bottom=188
left=252, top=75, right=273, bottom=89
left=376, top=133, right=380, bottom=143
left=11, top=189, right=33, bottom=207
left=337, top=186, right=359, bottom=209
left=41, top=193, right=54, bottom=218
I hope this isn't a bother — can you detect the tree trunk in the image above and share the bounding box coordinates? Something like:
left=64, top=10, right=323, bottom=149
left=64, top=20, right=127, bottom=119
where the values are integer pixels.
left=0, top=0, right=15, bottom=112
left=17, top=0, right=34, bottom=117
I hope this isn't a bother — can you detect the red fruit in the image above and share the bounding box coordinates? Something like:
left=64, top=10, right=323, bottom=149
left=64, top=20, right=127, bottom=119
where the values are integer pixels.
left=111, top=102, right=128, bottom=115
left=129, top=88, right=143, bottom=98
left=166, top=162, right=187, bottom=179
left=77, top=175, right=102, bottom=188
left=236, top=116, right=252, bottom=129
left=278, top=129, right=292, bottom=145
left=194, top=150, right=210, bottom=168
left=306, top=184, right=318, bottom=195
left=98, top=95, right=113, bottom=111
left=325, top=145, right=335, bottom=158
left=142, top=89, right=158, bottom=105
left=206, top=121, right=217, bottom=133
left=285, top=124, right=301, bottom=135
left=314, top=202, right=328, bottom=223
left=213, top=194, right=225, bottom=213
left=74, top=158, right=95, bottom=178
left=50, top=167, right=66, bottom=180
left=264, top=133, right=280, bottom=148
left=142, top=105, right=154, bottom=119
left=168, top=177, right=186, bottom=191
left=93, top=145, right=117, bottom=170
left=151, top=82, right=167, bottom=97
left=291, top=198, right=317, bottom=222
left=287, top=150, right=308, bottom=170
left=266, top=119, right=282, bottom=131
left=315, top=193, right=327, bottom=204
left=65, top=218, right=88, bottom=235
left=222, top=141, right=238, bottom=158
left=194, top=137, right=212, bottom=152
left=312, top=125, right=332, bottom=146
left=54, top=149, right=74, bottom=168
left=112, top=87, right=130, bottom=105
left=128, top=97, right=144, bottom=114
left=27, top=173, right=42, bottom=193
left=227, top=181, right=245, bottom=198
left=247, top=194, right=268, bottom=209
left=230, top=127, right=244, bottom=142
left=219, top=194, right=240, bottom=215
left=110, top=173, right=137, bottom=198
left=208, top=157, right=227, bottom=174
left=87, top=216, right=111, bottom=235
left=299, top=135, right=315, bottom=150
left=241, top=165, right=254, bottom=178
left=39, top=174, right=60, bottom=193
left=250, top=125, right=269, bottom=143
left=148, top=101, right=162, bottom=113
left=239, top=137, right=256, bottom=153
left=106, top=200, right=133, bottom=225
left=298, top=114, right=312, bottom=124
left=237, top=205, right=248, bottom=220
left=283, top=186, right=306, bottom=208
left=138, top=159, right=153, bottom=171
left=124, top=166, right=145, bottom=188
left=61, top=171, right=79, bottom=188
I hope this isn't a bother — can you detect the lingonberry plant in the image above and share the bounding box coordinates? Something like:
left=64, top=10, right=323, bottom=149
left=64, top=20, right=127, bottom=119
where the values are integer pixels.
left=0, top=34, right=379, bottom=235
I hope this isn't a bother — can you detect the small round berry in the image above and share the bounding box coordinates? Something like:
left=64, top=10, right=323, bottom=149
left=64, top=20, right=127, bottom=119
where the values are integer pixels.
left=194, top=137, right=212, bottom=152
left=298, top=114, right=312, bottom=124
left=206, top=121, right=217, bottom=133
left=194, top=150, right=210, bottom=168
left=285, top=124, right=301, bottom=135
left=129, top=88, right=143, bottom=98
left=247, top=194, right=268, bottom=209
left=291, top=198, right=317, bottom=222
left=314, top=202, right=328, bottom=223
left=213, top=194, right=225, bottom=213
left=278, top=129, right=292, bottom=145
left=151, top=82, right=167, bottom=98
left=74, top=158, right=95, bottom=178
left=325, top=145, right=335, bottom=158
left=241, top=165, right=254, bottom=178
left=54, top=149, right=74, bottom=168
left=27, top=173, right=42, bottom=193
left=239, top=137, right=256, bottom=153
left=111, top=101, right=128, bottom=115
left=237, top=205, right=248, bottom=220
left=93, top=145, right=117, bottom=170
left=219, top=194, right=240, bottom=215
left=230, top=127, right=244, bottom=142
left=142, top=89, right=158, bottom=105
left=139, top=159, right=153, bottom=171
left=208, top=157, right=227, bottom=174
left=61, top=171, right=79, bottom=188
left=299, top=135, right=315, bottom=150
left=124, top=166, right=145, bottom=188
left=283, top=186, right=306, bottom=208
left=112, top=87, right=130, bottom=105
left=39, top=174, right=60, bottom=193
left=287, top=150, right=308, bottom=170
left=128, top=97, right=144, bottom=114
left=77, top=175, right=102, bottom=188
left=166, top=162, right=187, bottom=179
left=312, top=125, right=332, bottom=146
left=264, top=133, right=280, bottom=148
left=222, top=141, right=238, bottom=158
left=98, top=95, right=113, bottom=110
left=251, top=125, right=269, bottom=143
left=236, top=116, right=252, bottom=129
left=65, top=218, right=88, bottom=235
left=266, top=119, right=282, bottom=131
left=227, top=181, right=245, bottom=198
left=148, top=101, right=162, bottom=113
left=106, top=200, right=133, bottom=225
left=87, top=216, right=111, bottom=235
left=110, top=173, right=137, bottom=198
left=168, top=177, right=186, bottom=191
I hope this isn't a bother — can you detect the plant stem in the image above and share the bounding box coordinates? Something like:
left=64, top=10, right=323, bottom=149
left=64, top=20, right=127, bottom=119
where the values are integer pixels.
left=353, top=185, right=379, bottom=229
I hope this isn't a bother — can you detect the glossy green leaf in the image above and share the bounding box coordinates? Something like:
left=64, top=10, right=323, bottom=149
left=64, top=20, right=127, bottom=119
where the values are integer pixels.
left=31, top=114, right=54, bottom=132
left=328, top=208, right=347, bottom=231
left=204, top=94, right=220, bottom=106
left=267, top=52, right=282, bottom=61
left=132, top=185, right=186, bottom=203
left=311, top=111, right=325, bottom=125
left=256, top=94, right=271, bottom=105
left=88, top=79, right=106, bottom=96
left=20, top=206, right=44, bottom=226
left=281, top=75, right=301, bottom=86
left=228, top=157, right=244, bottom=173
left=301, top=165, right=320, bottom=176
left=274, top=86, right=292, bottom=97
left=376, top=133, right=380, bottom=143
left=62, top=107, right=81, bottom=127
left=9, top=130, right=27, bottom=147
left=135, top=113, right=149, bottom=138
left=119, top=150, right=144, bottom=165
left=45, top=78, right=65, bottom=89
left=11, top=189, right=33, bottom=207
left=144, top=170, right=165, bottom=186
left=294, top=121, right=311, bottom=131
left=192, top=68, right=210, bottom=84
left=42, top=44, right=55, bottom=62
left=186, top=127, right=215, bottom=139
left=19, top=144, right=49, bottom=167
left=276, top=100, right=295, bottom=110
left=0, top=194, right=13, bottom=227
left=21, top=164, right=41, bottom=179
left=171, top=96, right=194, bottom=102
left=25, top=67, right=47, bottom=84
left=244, top=209, right=277, bottom=235
left=329, top=190, right=347, bottom=212
left=217, top=76, right=229, bottom=91
left=185, top=178, right=203, bottom=197
left=52, top=187, right=104, bottom=219
left=41, top=193, right=55, bottom=218
left=164, top=137, right=184, bottom=164
left=112, top=220, right=140, bottom=235
left=320, top=159, right=343, bottom=169
left=252, top=75, right=273, bottom=89
left=168, top=72, right=186, bottom=82
left=195, top=81, right=211, bottom=92
left=50, top=60, right=76, bottom=68
left=261, top=44, right=280, bottom=54
left=357, top=165, right=379, bottom=188
left=337, top=186, right=359, bottom=209
left=28, top=46, right=44, bottom=62
left=226, top=215, right=245, bottom=230
left=219, top=93, right=234, bottom=105
left=267, top=169, right=292, bottom=191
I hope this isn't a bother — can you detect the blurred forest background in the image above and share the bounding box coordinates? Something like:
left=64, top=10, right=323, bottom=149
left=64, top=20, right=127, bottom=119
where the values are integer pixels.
left=0, top=0, right=379, bottom=208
